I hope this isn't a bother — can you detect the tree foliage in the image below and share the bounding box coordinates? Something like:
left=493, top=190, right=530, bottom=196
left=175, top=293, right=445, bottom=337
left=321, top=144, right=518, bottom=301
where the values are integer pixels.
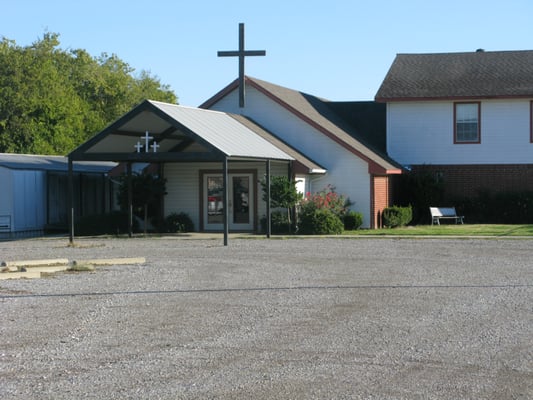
left=0, top=32, right=177, bottom=154
left=260, top=175, right=302, bottom=232
left=116, top=171, right=167, bottom=233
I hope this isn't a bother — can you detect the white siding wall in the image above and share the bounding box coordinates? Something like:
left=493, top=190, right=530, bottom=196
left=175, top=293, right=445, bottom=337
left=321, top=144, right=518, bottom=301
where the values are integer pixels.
left=164, top=160, right=289, bottom=231
left=387, top=99, right=533, bottom=166
left=210, top=87, right=372, bottom=227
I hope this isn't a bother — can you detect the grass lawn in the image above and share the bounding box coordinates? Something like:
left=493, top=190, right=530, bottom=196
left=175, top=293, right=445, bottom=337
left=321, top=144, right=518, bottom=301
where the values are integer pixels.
left=344, top=224, right=533, bottom=237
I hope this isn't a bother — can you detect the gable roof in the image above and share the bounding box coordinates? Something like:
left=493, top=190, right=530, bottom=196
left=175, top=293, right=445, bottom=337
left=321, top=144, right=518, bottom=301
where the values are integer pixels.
left=201, top=77, right=402, bottom=175
left=375, top=50, right=533, bottom=101
left=229, top=114, right=326, bottom=174
left=325, top=101, right=386, bottom=153
left=69, top=100, right=293, bottom=163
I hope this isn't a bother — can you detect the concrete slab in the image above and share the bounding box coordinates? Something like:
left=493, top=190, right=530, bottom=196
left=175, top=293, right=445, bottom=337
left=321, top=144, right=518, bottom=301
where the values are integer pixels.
left=1, top=258, right=69, bottom=268
left=0, top=271, right=42, bottom=280
left=72, top=257, right=146, bottom=266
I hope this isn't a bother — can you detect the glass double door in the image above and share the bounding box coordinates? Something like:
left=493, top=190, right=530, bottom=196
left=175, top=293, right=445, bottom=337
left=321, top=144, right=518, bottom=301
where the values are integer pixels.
left=204, top=173, right=254, bottom=231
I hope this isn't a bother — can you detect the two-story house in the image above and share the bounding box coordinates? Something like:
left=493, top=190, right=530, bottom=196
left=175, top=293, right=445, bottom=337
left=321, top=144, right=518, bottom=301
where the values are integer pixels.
left=375, top=50, right=533, bottom=200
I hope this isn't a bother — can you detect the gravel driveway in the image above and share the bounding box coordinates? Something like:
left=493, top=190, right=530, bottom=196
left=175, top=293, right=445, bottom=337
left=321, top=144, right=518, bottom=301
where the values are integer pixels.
left=0, top=236, right=532, bottom=399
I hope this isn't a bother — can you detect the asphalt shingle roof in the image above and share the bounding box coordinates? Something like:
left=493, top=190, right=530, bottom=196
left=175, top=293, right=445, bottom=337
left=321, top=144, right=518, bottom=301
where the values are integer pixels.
left=375, top=50, right=533, bottom=101
left=203, top=77, right=401, bottom=174
left=247, top=77, right=401, bottom=174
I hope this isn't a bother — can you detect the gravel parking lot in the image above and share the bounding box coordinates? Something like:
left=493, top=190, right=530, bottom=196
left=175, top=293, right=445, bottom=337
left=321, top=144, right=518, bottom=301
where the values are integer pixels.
left=0, top=236, right=532, bottom=399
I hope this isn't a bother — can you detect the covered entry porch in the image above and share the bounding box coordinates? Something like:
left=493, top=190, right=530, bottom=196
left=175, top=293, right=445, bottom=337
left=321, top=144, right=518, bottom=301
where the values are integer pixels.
left=68, top=100, right=321, bottom=245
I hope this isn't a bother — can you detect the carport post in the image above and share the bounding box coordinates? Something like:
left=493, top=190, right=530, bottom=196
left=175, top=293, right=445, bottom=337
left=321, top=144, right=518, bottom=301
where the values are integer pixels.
left=127, top=162, right=133, bottom=238
left=266, top=160, right=271, bottom=238
left=68, top=157, right=74, bottom=244
left=223, top=157, right=229, bottom=246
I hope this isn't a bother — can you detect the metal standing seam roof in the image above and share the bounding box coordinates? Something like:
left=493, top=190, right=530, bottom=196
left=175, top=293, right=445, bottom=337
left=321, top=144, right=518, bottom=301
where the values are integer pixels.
left=0, top=153, right=116, bottom=173
left=149, top=101, right=294, bottom=161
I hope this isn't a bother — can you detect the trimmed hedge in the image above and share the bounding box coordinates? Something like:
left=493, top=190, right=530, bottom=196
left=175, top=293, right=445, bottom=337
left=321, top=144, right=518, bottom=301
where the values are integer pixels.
left=343, top=211, right=363, bottom=230
left=260, top=211, right=292, bottom=234
left=162, top=212, right=194, bottom=233
left=298, top=208, right=344, bottom=235
left=382, top=205, right=413, bottom=228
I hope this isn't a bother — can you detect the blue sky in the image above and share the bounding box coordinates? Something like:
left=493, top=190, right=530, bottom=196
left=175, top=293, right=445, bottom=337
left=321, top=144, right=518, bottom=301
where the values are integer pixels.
left=2, top=0, right=533, bottom=106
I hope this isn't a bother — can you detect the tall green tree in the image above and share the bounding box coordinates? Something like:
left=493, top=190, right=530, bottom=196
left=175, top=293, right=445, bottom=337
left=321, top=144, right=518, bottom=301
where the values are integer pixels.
left=0, top=32, right=177, bottom=155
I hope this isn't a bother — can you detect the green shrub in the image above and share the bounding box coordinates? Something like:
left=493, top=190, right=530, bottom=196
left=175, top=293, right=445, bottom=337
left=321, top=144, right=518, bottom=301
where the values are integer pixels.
left=298, top=208, right=344, bottom=235
left=301, top=185, right=351, bottom=218
left=297, top=185, right=351, bottom=234
left=343, top=210, right=363, bottom=230
left=260, top=211, right=292, bottom=234
left=75, top=211, right=138, bottom=236
left=382, top=205, right=413, bottom=228
left=397, top=170, right=444, bottom=224
left=455, top=190, right=533, bottom=224
left=163, top=212, right=194, bottom=233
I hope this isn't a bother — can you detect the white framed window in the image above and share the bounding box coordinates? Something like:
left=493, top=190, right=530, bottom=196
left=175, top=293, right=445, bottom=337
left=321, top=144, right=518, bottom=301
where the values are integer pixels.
left=454, top=102, right=480, bottom=143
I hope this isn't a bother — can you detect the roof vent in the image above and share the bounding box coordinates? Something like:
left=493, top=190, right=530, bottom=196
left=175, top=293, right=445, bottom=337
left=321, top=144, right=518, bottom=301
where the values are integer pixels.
left=476, top=48, right=485, bottom=52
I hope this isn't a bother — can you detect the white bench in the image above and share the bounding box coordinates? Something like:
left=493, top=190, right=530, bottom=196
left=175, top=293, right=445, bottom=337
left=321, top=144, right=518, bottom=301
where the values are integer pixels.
left=430, top=207, right=464, bottom=225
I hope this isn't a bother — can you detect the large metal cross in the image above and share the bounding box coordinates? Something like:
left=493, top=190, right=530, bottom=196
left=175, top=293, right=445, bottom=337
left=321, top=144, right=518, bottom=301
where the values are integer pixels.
left=218, top=23, right=266, bottom=108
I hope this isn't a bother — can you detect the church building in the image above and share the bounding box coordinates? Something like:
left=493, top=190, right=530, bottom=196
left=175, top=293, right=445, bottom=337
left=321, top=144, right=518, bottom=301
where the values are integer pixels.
left=68, top=82, right=400, bottom=236
left=68, top=26, right=533, bottom=239
left=68, top=24, right=402, bottom=238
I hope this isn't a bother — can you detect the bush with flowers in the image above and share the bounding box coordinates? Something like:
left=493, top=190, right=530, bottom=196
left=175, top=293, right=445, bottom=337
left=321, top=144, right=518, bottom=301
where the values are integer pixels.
left=298, top=185, right=351, bottom=234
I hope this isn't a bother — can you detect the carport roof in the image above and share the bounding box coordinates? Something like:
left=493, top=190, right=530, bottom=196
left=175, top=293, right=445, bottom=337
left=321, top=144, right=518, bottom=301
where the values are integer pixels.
left=0, top=153, right=116, bottom=173
left=69, top=100, right=294, bottom=163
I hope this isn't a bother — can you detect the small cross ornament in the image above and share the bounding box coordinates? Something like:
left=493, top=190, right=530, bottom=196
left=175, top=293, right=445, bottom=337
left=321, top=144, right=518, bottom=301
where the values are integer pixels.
left=151, top=141, right=160, bottom=153
left=134, top=141, right=143, bottom=153
left=141, top=131, right=154, bottom=152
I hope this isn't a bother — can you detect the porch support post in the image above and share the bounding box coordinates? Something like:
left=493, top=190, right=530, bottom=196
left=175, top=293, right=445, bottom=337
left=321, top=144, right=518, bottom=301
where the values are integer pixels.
left=68, top=157, right=74, bottom=244
left=127, top=162, right=133, bottom=238
left=288, top=160, right=294, bottom=234
left=223, top=157, right=229, bottom=246
left=266, top=159, right=271, bottom=238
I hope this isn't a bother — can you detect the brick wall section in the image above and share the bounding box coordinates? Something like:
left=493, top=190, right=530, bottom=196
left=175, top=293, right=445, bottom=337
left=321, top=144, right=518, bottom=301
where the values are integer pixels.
left=372, top=176, right=391, bottom=228
left=412, top=164, right=533, bottom=199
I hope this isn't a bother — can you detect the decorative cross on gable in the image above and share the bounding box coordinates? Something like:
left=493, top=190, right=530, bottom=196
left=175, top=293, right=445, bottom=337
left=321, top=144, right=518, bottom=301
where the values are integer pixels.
left=218, top=23, right=266, bottom=108
left=134, top=131, right=159, bottom=153
left=142, top=131, right=154, bottom=152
